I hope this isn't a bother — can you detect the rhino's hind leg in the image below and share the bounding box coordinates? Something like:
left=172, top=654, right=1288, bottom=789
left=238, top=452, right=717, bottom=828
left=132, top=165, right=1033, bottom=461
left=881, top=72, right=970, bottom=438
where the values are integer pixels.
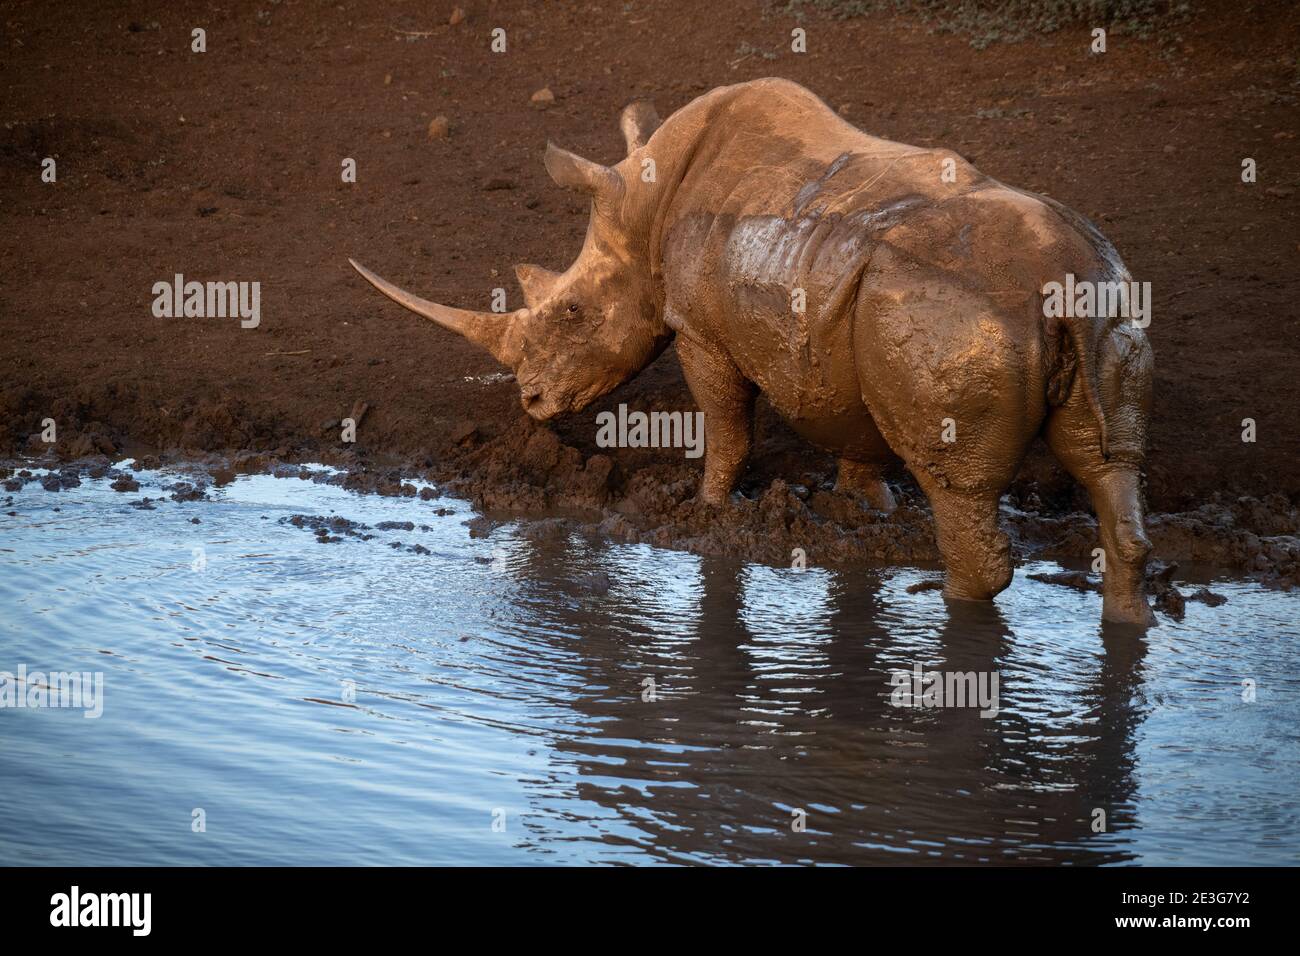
left=1085, top=468, right=1154, bottom=627
left=677, top=335, right=756, bottom=506
left=1043, top=323, right=1156, bottom=627
left=1046, top=425, right=1155, bottom=627
left=920, top=481, right=1014, bottom=601
left=836, top=459, right=897, bottom=514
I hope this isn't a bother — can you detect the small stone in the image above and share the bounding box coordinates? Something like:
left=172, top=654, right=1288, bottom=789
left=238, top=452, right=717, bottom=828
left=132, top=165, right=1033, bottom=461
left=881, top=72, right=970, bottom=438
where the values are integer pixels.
left=426, top=115, right=450, bottom=140
left=530, top=87, right=555, bottom=109
left=449, top=7, right=466, bottom=26
left=1188, top=587, right=1227, bottom=607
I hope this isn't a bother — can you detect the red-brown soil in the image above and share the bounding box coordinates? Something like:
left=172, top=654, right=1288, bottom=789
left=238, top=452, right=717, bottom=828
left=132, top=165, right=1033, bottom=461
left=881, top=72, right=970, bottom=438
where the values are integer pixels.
left=2, top=1, right=1297, bottom=587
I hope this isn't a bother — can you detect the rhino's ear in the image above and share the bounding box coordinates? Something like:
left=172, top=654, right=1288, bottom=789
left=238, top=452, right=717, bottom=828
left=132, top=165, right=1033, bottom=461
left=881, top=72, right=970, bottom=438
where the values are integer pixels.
left=619, top=99, right=660, bottom=154
left=544, top=142, right=623, bottom=207
left=514, top=263, right=561, bottom=308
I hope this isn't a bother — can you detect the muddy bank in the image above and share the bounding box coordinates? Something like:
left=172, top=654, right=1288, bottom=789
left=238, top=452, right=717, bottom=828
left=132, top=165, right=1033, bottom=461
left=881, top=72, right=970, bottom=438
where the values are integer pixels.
left=433, top=418, right=1300, bottom=594
left=6, top=421, right=1297, bottom=612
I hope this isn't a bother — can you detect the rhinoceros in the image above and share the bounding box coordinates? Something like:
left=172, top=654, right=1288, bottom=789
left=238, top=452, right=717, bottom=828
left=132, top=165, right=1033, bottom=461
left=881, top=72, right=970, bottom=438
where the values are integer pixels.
left=350, top=78, right=1155, bottom=626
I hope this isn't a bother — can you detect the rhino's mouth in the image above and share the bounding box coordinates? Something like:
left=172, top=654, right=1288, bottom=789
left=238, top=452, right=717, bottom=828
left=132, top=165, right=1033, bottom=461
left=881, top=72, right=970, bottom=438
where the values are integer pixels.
left=520, top=386, right=562, bottom=421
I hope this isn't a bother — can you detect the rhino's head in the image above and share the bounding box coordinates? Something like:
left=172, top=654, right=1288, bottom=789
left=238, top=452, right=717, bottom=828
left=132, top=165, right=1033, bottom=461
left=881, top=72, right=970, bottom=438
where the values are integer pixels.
left=350, top=101, right=668, bottom=421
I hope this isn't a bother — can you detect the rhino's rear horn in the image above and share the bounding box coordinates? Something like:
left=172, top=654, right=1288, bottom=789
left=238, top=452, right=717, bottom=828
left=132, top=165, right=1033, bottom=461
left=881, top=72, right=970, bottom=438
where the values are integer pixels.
left=544, top=142, right=623, bottom=208
left=619, top=99, right=661, bottom=153
left=514, top=263, right=561, bottom=308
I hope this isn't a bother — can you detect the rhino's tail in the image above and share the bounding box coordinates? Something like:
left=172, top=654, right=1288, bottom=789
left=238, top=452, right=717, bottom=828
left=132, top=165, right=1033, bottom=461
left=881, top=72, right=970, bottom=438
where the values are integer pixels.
left=1037, top=194, right=1118, bottom=462
left=1063, top=314, right=1110, bottom=461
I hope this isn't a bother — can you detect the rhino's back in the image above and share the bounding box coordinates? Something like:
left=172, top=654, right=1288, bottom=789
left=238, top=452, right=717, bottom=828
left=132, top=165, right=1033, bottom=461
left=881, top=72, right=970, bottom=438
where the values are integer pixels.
left=659, top=79, right=1123, bottom=450
left=668, top=77, right=1118, bottom=297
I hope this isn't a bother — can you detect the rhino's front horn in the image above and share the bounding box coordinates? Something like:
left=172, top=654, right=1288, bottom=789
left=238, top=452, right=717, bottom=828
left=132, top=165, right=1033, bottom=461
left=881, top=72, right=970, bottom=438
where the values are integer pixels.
left=348, top=258, right=522, bottom=367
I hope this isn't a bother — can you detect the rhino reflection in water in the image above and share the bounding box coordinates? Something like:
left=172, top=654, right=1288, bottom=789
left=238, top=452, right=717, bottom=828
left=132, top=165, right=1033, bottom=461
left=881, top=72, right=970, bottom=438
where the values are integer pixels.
left=350, top=78, right=1156, bottom=626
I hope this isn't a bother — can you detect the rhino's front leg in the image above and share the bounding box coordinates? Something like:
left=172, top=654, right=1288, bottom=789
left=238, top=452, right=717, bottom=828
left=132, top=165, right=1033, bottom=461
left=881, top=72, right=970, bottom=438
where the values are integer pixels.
left=677, top=335, right=756, bottom=506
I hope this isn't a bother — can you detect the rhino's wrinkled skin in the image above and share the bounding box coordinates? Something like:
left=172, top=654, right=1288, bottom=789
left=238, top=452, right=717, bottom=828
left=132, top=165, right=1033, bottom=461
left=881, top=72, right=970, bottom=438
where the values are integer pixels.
left=351, top=79, right=1156, bottom=626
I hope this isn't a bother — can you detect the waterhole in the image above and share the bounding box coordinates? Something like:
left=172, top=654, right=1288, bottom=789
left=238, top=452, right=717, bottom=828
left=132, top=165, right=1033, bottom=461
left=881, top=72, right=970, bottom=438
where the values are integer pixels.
left=1, top=465, right=1295, bottom=865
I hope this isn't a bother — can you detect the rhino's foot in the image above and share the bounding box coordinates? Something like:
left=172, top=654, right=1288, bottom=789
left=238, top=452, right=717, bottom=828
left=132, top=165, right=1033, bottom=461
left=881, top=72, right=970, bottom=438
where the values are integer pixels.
left=835, top=460, right=897, bottom=514
left=1102, top=599, right=1157, bottom=628
left=942, top=559, right=1013, bottom=603
left=1102, top=575, right=1157, bottom=628
left=837, top=476, right=897, bottom=514
left=862, top=481, right=897, bottom=514
left=943, top=582, right=995, bottom=603
left=926, top=487, right=1014, bottom=601
left=696, top=484, right=741, bottom=509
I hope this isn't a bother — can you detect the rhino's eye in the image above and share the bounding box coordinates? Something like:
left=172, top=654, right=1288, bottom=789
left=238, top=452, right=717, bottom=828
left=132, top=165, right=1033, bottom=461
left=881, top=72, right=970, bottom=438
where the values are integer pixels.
left=567, top=303, right=580, bottom=313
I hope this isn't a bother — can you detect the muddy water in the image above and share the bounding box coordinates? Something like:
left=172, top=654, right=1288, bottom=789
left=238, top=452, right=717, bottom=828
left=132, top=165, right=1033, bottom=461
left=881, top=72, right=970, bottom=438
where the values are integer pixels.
left=1, top=465, right=1296, bottom=866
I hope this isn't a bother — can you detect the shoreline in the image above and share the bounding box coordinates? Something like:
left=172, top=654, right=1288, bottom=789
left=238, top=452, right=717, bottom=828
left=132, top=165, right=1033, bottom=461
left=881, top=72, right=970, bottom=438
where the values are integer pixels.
left=6, top=435, right=1295, bottom=620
